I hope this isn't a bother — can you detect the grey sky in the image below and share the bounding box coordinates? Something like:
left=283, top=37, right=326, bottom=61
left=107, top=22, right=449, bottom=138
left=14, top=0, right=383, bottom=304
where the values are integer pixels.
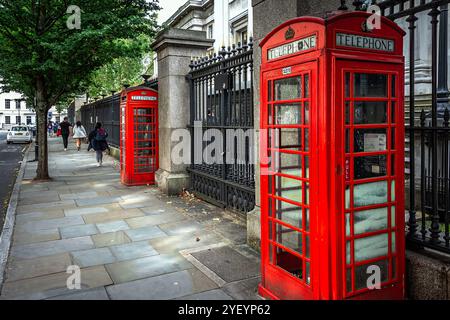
left=157, top=0, right=187, bottom=25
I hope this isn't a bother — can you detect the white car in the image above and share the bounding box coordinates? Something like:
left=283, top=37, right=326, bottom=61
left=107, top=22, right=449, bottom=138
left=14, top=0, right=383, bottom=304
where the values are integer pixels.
left=6, top=125, right=33, bottom=144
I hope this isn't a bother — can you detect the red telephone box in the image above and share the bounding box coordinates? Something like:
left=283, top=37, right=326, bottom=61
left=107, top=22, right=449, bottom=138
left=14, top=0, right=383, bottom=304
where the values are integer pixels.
left=259, top=12, right=406, bottom=300
left=120, top=86, right=159, bottom=186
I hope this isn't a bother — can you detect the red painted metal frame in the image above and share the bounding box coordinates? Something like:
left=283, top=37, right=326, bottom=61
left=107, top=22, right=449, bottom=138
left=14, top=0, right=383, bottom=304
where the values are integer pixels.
left=259, top=12, right=405, bottom=300
left=120, top=87, right=159, bottom=186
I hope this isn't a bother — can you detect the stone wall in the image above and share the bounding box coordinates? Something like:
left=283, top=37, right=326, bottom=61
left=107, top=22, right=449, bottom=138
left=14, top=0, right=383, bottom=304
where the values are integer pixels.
left=151, top=28, right=214, bottom=195
left=406, top=249, right=450, bottom=299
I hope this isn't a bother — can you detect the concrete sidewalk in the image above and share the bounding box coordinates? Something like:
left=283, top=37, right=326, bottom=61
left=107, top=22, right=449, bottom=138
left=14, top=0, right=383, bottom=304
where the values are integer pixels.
left=0, top=137, right=260, bottom=300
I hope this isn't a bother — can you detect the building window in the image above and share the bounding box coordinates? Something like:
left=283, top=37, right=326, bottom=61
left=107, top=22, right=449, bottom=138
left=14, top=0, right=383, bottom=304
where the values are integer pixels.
left=5, top=99, right=11, bottom=109
left=26, top=116, right=32, bottom=124
left=240, top=29, right=248, bottom=44
left=16, top=116, right=21, bottom=124
left=207, top=24, right=214, bottom=39
left=16, top=100, right=21, bottom=109
left=5, top=116, right=10, bottom=124
left=235, top=28, right=248, bottom=45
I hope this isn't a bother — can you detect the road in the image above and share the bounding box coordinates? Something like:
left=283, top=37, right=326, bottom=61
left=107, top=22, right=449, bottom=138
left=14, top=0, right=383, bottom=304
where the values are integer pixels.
left=0, top=131, right=27, bottom=232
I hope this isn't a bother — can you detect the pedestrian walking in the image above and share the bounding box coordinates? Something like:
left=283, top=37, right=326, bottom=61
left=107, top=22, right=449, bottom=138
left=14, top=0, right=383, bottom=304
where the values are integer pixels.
left=72, top=121, right=87, bottom=151
left=59, top=117, right=72, bottom=151
left=47, top=122, right=53, bottom=137
left=89, top=122, right=108, bottom=166
left=53, top=122, right=59, bottom=136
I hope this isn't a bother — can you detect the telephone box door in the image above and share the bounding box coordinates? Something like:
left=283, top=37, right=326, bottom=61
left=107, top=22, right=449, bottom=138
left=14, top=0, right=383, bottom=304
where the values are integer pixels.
left=260, top=61, right=318, bottom=300
left=334, top=59, right=405, bottom=299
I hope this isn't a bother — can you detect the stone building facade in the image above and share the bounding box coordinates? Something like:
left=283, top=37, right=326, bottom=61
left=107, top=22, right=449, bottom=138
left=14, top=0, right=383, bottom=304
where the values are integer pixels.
left=0, top=88, right=35, bottom=130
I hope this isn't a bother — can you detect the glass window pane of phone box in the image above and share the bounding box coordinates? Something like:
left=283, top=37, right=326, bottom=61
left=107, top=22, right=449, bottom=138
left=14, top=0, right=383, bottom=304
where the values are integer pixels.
left=274, top=77, right=302, bottom=100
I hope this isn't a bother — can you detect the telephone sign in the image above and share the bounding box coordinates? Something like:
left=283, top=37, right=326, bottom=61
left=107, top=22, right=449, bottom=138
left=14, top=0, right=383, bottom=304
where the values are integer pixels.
left=268, top=35, right=317, bottom=60
left=259, top=12, right=405, bottom=300
left=336, top=33, right=395, bottom=52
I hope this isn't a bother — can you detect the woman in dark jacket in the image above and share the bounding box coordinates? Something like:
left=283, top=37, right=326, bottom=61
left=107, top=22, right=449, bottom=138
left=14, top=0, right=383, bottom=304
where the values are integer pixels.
left=89, top=122, right=109, bottom=166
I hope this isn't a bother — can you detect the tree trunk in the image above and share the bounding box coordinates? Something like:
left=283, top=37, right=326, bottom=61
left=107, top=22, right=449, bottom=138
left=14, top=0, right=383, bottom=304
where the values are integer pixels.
left=35, top=109, right=49, bottom=180
left=35, top=76, right=50, bottom=180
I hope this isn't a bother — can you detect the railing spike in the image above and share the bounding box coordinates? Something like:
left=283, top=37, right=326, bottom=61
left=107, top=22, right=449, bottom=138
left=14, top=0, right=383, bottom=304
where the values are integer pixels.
left=352, top=0, right=363, bottom=11
left=232, top=43, right=237, bottom=55
left=338, top=0, right=348, bottom=10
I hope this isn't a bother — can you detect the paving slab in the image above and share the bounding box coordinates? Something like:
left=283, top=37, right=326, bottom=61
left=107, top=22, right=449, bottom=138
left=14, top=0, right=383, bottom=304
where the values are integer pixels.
left=19, top=190, right=60, bottom=200
left=16, top=216, right=85, bottom=232
left=71, top=248, right=116, bottom=268
left=11, top=236, right=94, bottom=260
left=60, top=224, right=98, bottom=239
left=64, top=206, right=108, bottom=217
left=119, top=201, right=151, bottom=209
left=105, top=253, right=194, bottom=284
left=190, top=246, right=260, bottom=283
left=60, top=192, right=100, bottom=200
left=47, top=287, right=110, bottom=300
left=91, top=231, right=131, bottom=248
left=75, top=196, right=122, bottom=207
left=16, top=200, right=76, bottom=214
left=19, top=184, right=50, bottom=192
left=213, top=219, right=248, bottom=245
left=158, top=219, right=204, bottom=236
left=109, top=241, right=159, bottom=262
left=222, top=277, right=262, bottom=300
left=149, top=231, right=225, bottom=254
left=18, top=194, right=61, bottom=206
left=13, top=228, right=61, bottom=246
left=175, top=288, right=233, bottom=300
left=140, top=205, right=178, bottom=215
left=1, top=265, right=113, bottom=300
left=106, top=269, right=217, bottom=300
left=15, top=210, right=65, bottom=224
left=125, top=213, right=186, bottom=229
left=96, top=220, right=129, bottom=234
left=83, top=208, right=144, bottom=224
left=5, top=253, right=73, bottom=283
left=124, top=226, right=167, bottom=242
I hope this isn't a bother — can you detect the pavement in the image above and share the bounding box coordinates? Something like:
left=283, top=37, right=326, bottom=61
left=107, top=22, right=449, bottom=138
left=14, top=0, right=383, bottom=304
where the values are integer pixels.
left=0, top=132, right=28, bottom=234
left=0, top=136, right=261, bottom=300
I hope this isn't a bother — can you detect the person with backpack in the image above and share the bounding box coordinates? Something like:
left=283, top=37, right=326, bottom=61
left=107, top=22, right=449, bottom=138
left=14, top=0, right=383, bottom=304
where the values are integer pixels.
left=89, top=122, right=108, bottom=166
left=72, top=121, right=87, bottom=151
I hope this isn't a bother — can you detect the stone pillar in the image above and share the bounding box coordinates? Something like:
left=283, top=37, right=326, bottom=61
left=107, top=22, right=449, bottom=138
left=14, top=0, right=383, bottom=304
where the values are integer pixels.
left=151, top=29, right=214, bottom=195
left=247, top=0, right=339, bottom=251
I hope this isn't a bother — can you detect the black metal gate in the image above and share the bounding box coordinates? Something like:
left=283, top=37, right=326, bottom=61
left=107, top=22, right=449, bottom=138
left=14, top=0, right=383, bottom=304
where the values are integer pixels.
left=187, top=40, right=255, bottom=214
left=371, top=0, right=450, bottom=253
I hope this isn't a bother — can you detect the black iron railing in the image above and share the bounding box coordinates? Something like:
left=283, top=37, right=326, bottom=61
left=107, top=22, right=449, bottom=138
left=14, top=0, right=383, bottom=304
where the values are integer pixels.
left=341, top=0, right=450, bottom=253
left=187, top=40, right=255, bottom=214
left=80, top=79, right=158, bottom=148
left=80, top=94, right=121, bottom=147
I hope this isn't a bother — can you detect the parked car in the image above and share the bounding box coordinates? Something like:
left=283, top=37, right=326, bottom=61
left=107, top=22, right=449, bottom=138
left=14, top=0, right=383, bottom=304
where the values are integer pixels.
left=6, top=125, right=33, bottom=144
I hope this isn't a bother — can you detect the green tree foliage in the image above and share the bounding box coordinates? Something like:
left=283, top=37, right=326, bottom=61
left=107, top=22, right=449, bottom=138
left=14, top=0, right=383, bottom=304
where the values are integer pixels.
left=87, top=35, right=154, bottom=98
left=0, top=0, right=160, bottom=179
